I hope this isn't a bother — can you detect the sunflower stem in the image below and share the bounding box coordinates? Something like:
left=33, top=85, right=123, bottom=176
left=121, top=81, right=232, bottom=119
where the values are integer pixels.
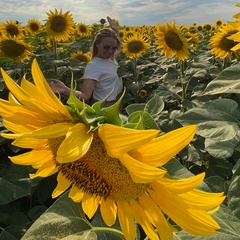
left=52, top=38, right=58, bottom=75
left=132, top=57, right=139, bottom=82
left=92, top=227, right=125, bottom=239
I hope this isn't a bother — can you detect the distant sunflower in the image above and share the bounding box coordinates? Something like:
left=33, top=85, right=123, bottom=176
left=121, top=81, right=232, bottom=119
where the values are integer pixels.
left=185, top=33, right=199, bottom=50
left=215, top=19, right=223, bottom=27
left=203, top=23, right=213, bottom=31
left=125, top=31, right=134, bottom=39
left=70, top=51, right=91, bottom=63
left=75, top=23, right=91, bottom=37
left=138, top=89, right=147, bottom=98
left=25, top=19, right=42, bottom=35
left=118, top=30, right=125, bottom=39
left=122, top=33, right=151, bottom=58
left=0, top=36, right=32, bottom=62
left=44, top=9, right=75, bottom=42
left=124, top=26, right=132, bottom=32
left=154, top=21, right=190, bottom=61
left=0, top=20, right=23, bottom=38
left=209, top=23, right=240, bottom=60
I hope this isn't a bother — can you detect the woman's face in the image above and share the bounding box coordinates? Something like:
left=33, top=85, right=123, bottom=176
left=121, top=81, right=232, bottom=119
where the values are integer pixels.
left=96, top=37, right=118, bottom=59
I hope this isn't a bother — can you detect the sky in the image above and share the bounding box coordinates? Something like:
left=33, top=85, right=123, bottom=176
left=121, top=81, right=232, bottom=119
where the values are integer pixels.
left=0, top=0, right=239, bottom=27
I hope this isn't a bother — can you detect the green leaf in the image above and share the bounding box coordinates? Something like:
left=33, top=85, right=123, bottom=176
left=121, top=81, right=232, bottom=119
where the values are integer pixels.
left=27, top=206, right=48, bottom=222
left=125, top=103, right=146, bottom=115
left=125, top=95, right=164, bottom=118
left=205, top=134, right=240, bottom=159
left=21, top=191, right=94, bottom=240
left=0, top=174, right=31, bottom=204
left=204, top=176, right=228, bottom=194
left=127, top=111, right=159, bottom=130
left=203, top=98, right=238, bottom=115
left=0, top=227, right=20, bottom=240
left=203, top=63, right=240, bottom=95
left=177, top=108, right=239, bottom=140
left=206, top=157, right=233, bottom=179
left=227, top=161, right=240, bottom=220
left=145, top=94, right=165, bottom=117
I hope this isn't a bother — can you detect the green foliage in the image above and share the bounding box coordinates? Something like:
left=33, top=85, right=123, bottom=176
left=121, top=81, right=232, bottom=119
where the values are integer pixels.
left=1, top=20, right=240, bottom=240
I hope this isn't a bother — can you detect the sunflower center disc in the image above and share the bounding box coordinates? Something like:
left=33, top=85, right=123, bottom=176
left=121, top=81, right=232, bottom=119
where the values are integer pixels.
left=49, top=133, right=149, bottom=201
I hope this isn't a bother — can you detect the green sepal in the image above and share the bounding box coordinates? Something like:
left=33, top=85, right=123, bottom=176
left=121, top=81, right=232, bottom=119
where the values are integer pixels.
left=67, top=79, right=95, bottom=114
left=91, top=88, right=115, bottom=114
left=101, top=88, right=126, bottom=126
left=64, top=105, right=79, bottom=121
left=80, top=106, right=106, bottom=126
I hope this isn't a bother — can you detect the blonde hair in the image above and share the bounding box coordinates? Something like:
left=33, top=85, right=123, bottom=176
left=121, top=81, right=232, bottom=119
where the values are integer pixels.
left=90, top=28, right=120, bottom=58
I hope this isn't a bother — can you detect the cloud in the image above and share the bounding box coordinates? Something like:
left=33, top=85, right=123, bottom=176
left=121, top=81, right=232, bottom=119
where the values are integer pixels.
left=0, top=0, right=239, bottom=26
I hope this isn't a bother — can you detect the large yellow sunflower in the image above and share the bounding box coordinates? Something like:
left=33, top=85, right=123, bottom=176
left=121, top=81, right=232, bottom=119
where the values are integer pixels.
left=154, top=21, right=190, bottom=61
left=70, top=50, right=91, bottom=63
left=44, top=9, right=75, bottom=42
left=25, top=18, right=42, bottom=35
left=122, top=33, right=151, bottom=58
left=0, top=20, right=24, bottom=38
left=0, top=36, right=32, bottom=62
left=209, top=23, right=240, bottom=60
left=0, top=59, right=225, bottom=240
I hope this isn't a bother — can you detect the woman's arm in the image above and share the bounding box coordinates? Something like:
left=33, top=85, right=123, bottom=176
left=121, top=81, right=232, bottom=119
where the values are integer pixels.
left=107, top=16, right=119, bottom=34
left=49, top=79, right=96, bottom=102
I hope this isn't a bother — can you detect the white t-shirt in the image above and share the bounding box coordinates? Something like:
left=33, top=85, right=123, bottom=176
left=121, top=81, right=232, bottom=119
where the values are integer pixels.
left=83, top=57, right=123, bottom=101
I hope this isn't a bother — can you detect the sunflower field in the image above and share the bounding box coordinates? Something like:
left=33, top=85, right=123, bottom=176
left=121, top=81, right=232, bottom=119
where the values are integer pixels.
left=1, top=4, right=240, bottom=240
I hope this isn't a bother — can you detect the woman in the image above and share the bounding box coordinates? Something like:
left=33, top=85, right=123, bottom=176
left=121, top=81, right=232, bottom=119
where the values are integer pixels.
left=49, top=16, right=123, bottom=107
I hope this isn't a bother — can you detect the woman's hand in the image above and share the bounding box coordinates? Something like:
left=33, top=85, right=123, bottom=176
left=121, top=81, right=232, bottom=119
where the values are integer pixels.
left=49, top=79, right=69, bottom=95
left=107, top=16, right=119, bottom=33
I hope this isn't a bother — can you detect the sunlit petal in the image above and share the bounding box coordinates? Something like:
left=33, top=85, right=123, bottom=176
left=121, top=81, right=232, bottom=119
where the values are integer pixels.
left=120, top=153, right=166, bottom=183
left=130, top=200, right=159, bottom=239
left=57, top=123, right=93, bottom=163
left=82, top=194, right=100, bottom=219
left=69, top=186, right=84, bottom=202
left=98, top=123, right=159, bottom=158
left=139, top=194, right=174, bottom=240
left=117, top=201, right=136, bottom=240
left=9, top=149, right=52, bottom=168
left=52, top=172, right=71, bottom=198
left=30, top=160, right=57, bottom=179
left=100, top=199, right=117, bottom=226
left=129, top=125, right=197, bottom=167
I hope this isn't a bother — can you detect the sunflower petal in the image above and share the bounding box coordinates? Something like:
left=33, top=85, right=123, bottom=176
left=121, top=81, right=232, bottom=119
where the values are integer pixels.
left=117, top=201, right=136, bottom=240
left=157, top=172, right=205, bottom=194
left=31, top=58, right=72, bottom=119
left=12, top=137, right=48, bottom=149
left=98, top=123, right=159, bottom=158
left=69, top=186, right=84, bottom=202
left=130, top=200, right=159, bottom=240
left=100, top=199, right=117, bottom=226
left=82, top=194, right=100, bottom=219
left=30, top=160, right=57, bottom=179
left=52, top=172, right=71, bottom=198
left=120, top=153, right=166, bottom=183
left=9, top=149, right=52, bottom=168
left=149, top=187, right=222, bottom=235
left=17, top=122, right=73, bottom=139
left=129, top=125, right=197, bottom=167
left=139, top=194, right=174, bottom=240
left=57, top=123, right=93, bottom=163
